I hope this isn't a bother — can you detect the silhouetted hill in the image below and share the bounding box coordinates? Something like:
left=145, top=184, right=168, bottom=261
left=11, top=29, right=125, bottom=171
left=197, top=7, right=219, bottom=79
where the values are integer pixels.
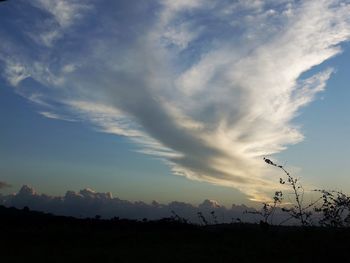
left=1, top=205, right=350, bottom=262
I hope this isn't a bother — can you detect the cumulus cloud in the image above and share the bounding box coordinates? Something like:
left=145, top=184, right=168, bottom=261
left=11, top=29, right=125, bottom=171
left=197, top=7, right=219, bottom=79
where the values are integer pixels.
left=0, top=185, right=265, bottom=223
left=1, top=0, right=350, bottom=200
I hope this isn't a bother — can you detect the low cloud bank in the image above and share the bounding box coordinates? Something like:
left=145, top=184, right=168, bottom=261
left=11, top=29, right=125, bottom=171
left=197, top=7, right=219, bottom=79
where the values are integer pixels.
left=0, top=181, right=11, bottom=189
left=0, top=185, right=284, bottom=224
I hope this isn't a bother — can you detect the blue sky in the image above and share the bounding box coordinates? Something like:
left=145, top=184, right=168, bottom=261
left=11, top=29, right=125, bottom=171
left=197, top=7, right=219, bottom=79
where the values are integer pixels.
left=1, top=0, right=350, bottom=207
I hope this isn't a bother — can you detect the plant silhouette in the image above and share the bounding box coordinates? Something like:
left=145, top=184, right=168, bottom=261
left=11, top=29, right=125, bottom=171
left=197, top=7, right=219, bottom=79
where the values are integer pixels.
left=262, top=158, right=321, bottom=226
left=314, top=189, right=350, bottom=227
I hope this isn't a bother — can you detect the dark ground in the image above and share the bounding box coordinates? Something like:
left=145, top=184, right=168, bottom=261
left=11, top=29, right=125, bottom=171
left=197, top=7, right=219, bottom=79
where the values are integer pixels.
left=1, top=205, right=349, bottom=263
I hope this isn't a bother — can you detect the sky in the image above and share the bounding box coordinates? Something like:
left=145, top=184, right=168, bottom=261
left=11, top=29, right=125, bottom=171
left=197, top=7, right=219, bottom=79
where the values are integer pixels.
left=1, top=0, right=350, bottom=209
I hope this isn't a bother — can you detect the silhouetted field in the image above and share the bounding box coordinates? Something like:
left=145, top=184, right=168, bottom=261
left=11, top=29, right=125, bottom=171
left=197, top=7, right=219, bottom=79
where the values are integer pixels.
left=1, top=205, right=350, bottom=262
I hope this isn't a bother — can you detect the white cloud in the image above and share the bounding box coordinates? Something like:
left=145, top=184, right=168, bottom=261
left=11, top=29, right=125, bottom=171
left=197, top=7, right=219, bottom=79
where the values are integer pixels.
left=62, top=64, right=77, bottom=73
left=33, top=0, right=87, bottom=28
left=30, top=0, right=91, bottom=46
left=3, top=61, right=30, bottom=86
left=28, top=93, right=52, bottom=107
left=39, top=111, right=76, bottom=122
left=65, top=100, right=143, bottom=137
left=1, top=0, right=350, bottom=201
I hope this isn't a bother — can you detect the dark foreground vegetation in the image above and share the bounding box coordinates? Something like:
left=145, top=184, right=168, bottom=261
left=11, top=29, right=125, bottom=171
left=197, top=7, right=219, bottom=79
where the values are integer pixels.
left=1, top=205, right=350, bottom=263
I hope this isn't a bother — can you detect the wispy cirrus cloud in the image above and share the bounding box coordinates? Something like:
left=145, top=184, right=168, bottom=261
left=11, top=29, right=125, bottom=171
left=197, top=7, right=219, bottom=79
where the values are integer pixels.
left=28, top=0, right=92, bottom=46
left=38, top=111, right=76, bottom=122
left=1, top=0, right=350, bottom=201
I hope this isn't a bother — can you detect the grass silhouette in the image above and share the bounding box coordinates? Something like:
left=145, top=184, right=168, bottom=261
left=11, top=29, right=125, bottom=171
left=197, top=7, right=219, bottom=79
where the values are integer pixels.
left=2, top=204, right=350, bottom=262
left=2, top=159, right=350, bottom=262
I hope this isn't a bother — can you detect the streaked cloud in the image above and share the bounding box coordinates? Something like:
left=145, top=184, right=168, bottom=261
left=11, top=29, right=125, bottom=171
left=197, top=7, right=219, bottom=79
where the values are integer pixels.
left=38, top=111, right=76, bottom=122
left=1, top=0, right=350, bottom=201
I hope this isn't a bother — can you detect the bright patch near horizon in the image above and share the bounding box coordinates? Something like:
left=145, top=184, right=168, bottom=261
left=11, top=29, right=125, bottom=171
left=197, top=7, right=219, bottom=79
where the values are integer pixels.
left=1, top=0, right=350, bottom=201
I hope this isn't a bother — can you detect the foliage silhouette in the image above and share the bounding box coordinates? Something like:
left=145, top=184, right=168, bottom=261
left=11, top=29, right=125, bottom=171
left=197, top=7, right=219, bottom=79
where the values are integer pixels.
left=2, top=204, right=350, bottom=262
left=244, top=190, right=282, bottom=226
left=314, top=189, right=350, bottom=227
left=171, top=210, right=190, bottom=224
left=197, top=211, right=208, bottom=226
left=210, top=210, right=218, bottom=224
left=261, top=158, right=321, bottom=226
left=261, top=158, right=350, bottom=228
